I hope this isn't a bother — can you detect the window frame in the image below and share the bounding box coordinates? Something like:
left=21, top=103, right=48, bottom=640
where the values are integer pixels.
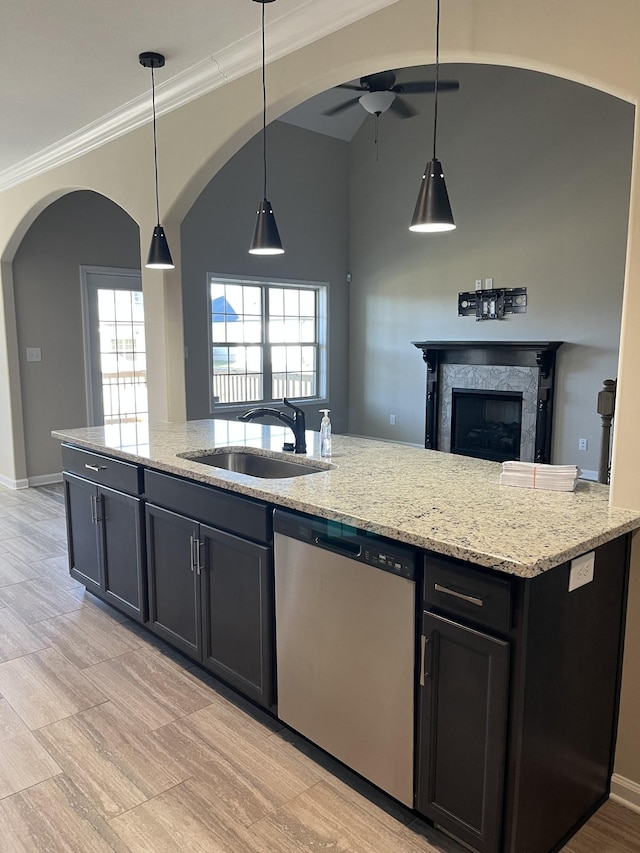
left=207, top=273, right=328, bottom=413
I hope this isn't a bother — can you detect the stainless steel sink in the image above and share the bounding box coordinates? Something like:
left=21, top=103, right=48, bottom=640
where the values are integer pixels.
left=180, top=450, right=328, bottom=479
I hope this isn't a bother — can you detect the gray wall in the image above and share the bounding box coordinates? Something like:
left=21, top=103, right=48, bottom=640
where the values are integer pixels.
left=348, top=64, right=634, bottom=470
left=181, top=121, right=351, bottom=433
left=13, top=191, right=140, bottom=479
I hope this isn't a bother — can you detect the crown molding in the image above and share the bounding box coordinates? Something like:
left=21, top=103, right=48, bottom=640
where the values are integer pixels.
left=0, top=0, right=399, bottom=193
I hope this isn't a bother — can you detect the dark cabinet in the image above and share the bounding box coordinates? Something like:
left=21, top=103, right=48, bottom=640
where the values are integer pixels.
left=417, top=554, right=512, bottom=853
left=144, top=470, right=273, bottom=708
left=416, top=610, right=509, bottom=853
left=64, top=472, right=146, bottom=621
left=65, top=472, right=101, bottom=591
left=146, top=504, right=201, bottom=657
left=200, top=525, right=271, bottom=703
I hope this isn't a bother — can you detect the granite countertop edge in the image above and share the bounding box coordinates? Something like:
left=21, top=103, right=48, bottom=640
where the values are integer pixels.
left=52, top=421, right=640, bottom=580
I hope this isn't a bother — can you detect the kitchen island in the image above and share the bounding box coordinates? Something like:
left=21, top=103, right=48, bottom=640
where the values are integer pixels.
left=52, top=420, right=640, bottom=853
left=52, top=419, right=640, bottom=577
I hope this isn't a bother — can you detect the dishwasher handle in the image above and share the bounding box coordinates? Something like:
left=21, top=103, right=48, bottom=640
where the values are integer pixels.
left=313, top=535, right=362, bottom=559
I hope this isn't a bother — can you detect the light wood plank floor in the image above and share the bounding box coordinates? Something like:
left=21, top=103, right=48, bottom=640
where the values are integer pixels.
left=0, top=484, right=638, bottom=852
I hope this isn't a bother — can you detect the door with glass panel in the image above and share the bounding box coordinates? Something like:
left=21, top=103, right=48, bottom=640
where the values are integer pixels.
left=81, top=267, right=146, bottom=427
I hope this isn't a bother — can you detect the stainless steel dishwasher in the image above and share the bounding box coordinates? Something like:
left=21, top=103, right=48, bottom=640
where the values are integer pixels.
left=273, top=508, right=417, bottom=806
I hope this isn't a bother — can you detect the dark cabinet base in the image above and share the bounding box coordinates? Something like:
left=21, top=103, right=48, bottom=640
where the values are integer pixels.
left=65, top=473, right=146, bottom=622
left=416, top=613, right=509, bottom=853
left=144, top=492, right=274, bottom=710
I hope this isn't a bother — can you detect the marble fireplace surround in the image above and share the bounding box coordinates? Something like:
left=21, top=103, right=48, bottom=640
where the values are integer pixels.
left=412, top=341, right=563, bottom=464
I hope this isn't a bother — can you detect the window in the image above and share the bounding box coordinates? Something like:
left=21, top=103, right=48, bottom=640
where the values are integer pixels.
left=209, top=275, right=327, bottom=407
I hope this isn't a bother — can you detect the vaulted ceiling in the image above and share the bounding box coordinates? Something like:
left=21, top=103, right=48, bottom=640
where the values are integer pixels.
left=0, top=0, right=398, bottom=189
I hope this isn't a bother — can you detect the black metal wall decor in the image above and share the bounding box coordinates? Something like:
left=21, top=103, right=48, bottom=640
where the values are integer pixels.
left=458, top=287, right=527, bottom=320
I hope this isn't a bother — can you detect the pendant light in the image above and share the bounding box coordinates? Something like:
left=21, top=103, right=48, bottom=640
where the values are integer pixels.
left=249, top=0, right=284, bottom=255
left=409, top=0, right=456, bottom=233
left=139, top=51, right=175, bottom=269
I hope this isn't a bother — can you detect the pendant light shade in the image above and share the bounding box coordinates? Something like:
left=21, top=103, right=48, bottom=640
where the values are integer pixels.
left=147, top=225, right=174, bottom=268
left=250, top=198, right=284, bottom=254
left=139, top=51, right=175, bottom=269
left=249, top=0, right=284, bottom=255
left=410, top=159, right=455, bottom=232
left=409, top=0, right=456, bottom=233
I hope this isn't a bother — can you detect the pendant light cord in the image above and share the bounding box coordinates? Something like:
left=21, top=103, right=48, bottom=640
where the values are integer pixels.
left=261, top=1, right=268, bottom=199
left=151, top=64, right=161, bottom=227
left=432, top=0, right=441, bottom=160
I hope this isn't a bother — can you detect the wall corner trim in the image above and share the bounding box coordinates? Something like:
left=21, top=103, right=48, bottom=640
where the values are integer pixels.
left=0, top=474, right=29, bottom=490
left=610, top=773, right=640, bottom=815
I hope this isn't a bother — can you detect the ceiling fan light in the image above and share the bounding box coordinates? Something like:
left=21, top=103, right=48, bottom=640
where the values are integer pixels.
left=409, top=159, right=456, bottom=232
left=359, top=91, right=396, bottom=115
left=249, top=198, right=284, bottom=255
left=146, top=225, right=175, bottom=269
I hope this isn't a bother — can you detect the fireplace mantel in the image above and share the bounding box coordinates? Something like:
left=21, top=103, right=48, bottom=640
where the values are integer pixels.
left=411, top=341, right=564, bottom=463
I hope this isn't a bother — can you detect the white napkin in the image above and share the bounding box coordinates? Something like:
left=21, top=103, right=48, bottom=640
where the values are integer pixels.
left=500, top=461, right=581, bottom=492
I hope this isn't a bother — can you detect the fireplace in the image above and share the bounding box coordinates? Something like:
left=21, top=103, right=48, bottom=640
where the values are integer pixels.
left=412, top=341, right=563, bottom=463
left=451, top=389, right=523, bottom=462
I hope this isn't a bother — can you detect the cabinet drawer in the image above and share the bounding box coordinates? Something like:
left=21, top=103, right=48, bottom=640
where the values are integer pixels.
left=424, top=554, right=512, bottom=633
left=62, top=444, right=142, bottom=495
left=145, top=469, right=271, bottom=543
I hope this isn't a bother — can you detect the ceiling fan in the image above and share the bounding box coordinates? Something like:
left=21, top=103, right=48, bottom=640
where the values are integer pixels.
left=323, top=70, right=460, bottom=119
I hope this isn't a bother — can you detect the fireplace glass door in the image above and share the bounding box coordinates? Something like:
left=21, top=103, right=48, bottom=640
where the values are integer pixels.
left=451, top=389, right=523, bottom=462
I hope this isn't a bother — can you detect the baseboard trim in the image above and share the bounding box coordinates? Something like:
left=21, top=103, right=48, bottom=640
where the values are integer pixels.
left=28, top=473, right=63, bottom=487
left=0, top=474, right=29, bottom=490
left=610, top=773, right=640, bottom=814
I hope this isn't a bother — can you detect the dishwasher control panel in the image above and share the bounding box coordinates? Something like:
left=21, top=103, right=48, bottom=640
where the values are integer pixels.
left=362, top=547, right=414, bottom=579
left=273, top=508, right=416, bottom=580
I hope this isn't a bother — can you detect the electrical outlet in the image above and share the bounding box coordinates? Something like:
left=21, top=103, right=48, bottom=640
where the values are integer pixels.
left=475, top=279, right=482, bottom=290
left=389, top=414, right=396, bottom=426
left=578, top=438, right=588, bottom=451
left=568, top=551, right=595, bottom=592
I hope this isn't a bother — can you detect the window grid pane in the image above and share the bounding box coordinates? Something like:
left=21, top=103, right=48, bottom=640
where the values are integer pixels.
left=210, top=277, right=321, bottom=406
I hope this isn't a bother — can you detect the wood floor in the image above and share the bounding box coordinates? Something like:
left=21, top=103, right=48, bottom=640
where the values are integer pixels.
left=0, top=484, right=638, bottom=852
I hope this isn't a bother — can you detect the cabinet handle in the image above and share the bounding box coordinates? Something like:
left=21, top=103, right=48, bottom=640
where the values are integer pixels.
left=95, top=493, right=103, bottom=523
left=85, top=463, right=107, bottom=472
left=90, top=494, right=97, bottom=524
left=420, top=634, right=430, bottom=686
left=196, top=539, right=204, bottom=575
left=434, top=583, right=484, bottom=607
left=189, top=535, right=196, bottom=572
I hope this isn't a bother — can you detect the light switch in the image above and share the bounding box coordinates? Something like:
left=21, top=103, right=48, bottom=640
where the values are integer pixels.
left=26, top=347, right=42, bottom=362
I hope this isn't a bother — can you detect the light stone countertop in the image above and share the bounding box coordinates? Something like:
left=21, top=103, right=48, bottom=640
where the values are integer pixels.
left=52, top=419, right=640, bottom=578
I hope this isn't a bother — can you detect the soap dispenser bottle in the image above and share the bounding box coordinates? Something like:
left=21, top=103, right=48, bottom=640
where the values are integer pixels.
left=319, top=409, right=332, bottom=457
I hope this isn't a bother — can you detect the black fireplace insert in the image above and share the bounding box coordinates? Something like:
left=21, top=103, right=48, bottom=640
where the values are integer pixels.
left=451, top=388, right=523, bottom=462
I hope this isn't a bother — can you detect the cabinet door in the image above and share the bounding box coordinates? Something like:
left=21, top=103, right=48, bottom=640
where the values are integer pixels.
left=99, top=486, right=146, bottom=622
left=146, top=504, right=201, bottom=659
left=416, top=611, right=509, bottom=853
left=64, top=473, right=101, bottom=593
left=200, top=524, right=273, bottom=707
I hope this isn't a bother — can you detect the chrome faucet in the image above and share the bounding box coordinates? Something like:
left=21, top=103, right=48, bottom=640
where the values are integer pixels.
left=237, top=397, right=307, bottom=454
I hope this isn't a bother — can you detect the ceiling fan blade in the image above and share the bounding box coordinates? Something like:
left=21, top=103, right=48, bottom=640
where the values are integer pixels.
left=395, top=79, right=460, bottom=94
left=389, top=96, right=417, bottom=119
left=436, top=80, right=460, bottom=93
left=322, top=97, right=361, bottom=117
left=335, top=83, right=365, bottom=92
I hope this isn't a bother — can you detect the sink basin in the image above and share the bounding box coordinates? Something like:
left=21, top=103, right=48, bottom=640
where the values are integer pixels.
left=180, top=450, right=328, bottom=479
